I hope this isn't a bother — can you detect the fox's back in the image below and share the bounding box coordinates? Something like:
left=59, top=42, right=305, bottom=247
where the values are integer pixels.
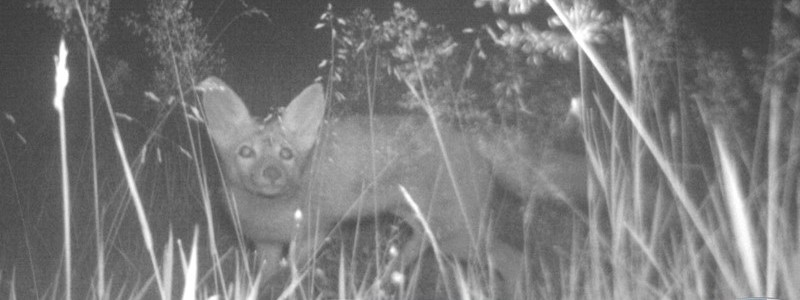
left=304, top=114, right=493, bottom=228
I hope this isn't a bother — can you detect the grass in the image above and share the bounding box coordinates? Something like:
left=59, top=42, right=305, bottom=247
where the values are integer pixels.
left=2, top=1, right=799, bottom=299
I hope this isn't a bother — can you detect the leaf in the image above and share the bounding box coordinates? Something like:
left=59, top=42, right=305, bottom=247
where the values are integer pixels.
left=496, top=19, right=509, bottom=30
left=3, top=112, right=15, bottom=124
left=115, top=113, right=133, bottom=122
left=144, top=91, right=160, bottom=103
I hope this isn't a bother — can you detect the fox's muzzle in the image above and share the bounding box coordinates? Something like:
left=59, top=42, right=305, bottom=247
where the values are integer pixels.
left=244, top=161, right=294, bottom=198
left=262, top=165, right=284, bottom=185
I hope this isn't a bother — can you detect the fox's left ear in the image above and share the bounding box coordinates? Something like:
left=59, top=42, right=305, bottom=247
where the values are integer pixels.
left=282, top=83, right=326, bottom=152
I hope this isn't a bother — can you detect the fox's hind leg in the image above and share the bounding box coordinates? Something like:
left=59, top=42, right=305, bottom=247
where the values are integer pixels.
left=390, top=210, right=429, bottom=269
left=390, top=210, right=462, bottom=299
left=437, top=233, right=522, bottom=299
left=390, top=209, right=522, bottom=298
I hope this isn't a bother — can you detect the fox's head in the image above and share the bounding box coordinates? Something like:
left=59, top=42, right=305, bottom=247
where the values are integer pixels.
left=197, top=77, right=326, bottom=199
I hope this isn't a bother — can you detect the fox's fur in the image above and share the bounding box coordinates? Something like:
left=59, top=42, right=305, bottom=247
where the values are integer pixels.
left=197, top=76, right=586, bottom=296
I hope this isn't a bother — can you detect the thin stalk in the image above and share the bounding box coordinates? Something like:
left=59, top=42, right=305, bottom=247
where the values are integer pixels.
left=765, top=84, right=782, bottom=296
left=86, top=27, right=104, bottom=300
left=53, top=37, right=71, bottom=300
left=713, top=127, right=762, bottom=296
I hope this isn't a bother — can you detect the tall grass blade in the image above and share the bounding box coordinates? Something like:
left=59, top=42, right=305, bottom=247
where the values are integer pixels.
left=52, top=37, right=71, bottom=300
left=180, top=227, right=200, bottom=300
left=713, top=126, right=762, bottom=295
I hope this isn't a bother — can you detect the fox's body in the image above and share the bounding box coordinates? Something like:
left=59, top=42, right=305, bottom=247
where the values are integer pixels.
left=198, top=77, right=586, bottom=296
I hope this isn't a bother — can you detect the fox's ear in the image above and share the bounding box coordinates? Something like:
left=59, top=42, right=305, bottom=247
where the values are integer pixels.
left=282, top=83, right=325, bottom=152
left=196, top=76, right=254, bottom=148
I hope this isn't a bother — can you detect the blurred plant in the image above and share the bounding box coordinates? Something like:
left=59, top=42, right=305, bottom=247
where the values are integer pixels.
left=318, top=2, right=488, bottom=126
left=477, top=0, right=622, bottom=117
left=125, top=0, right=224, bottom=96
left=377, top=3, right=494, bottom=124
left=33, top=0, right=110, bottom=47
left=378, top=3, right=457, bottom=91
left=317, top=4, right=395, bottom=114
left=316, top=2, right=593, bottom=142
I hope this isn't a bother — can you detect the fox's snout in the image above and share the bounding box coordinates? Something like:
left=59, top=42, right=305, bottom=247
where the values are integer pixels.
left=254, top=163, right=289, bottom=192
left=262, top=165, right=283, bottom=184
left=242, top=153, right=295, bottom=198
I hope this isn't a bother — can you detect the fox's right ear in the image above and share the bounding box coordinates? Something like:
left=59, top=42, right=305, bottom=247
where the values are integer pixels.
left=196, top=76, right=253, bottom=148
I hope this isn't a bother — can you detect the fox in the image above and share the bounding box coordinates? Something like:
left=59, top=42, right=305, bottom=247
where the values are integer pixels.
left=196, top=76, right=587, bottom=296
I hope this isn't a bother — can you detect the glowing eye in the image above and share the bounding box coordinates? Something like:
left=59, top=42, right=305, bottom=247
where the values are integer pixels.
left=238, top=145, right=255, bottom=158
left=279, top=147, right=293, bottom=160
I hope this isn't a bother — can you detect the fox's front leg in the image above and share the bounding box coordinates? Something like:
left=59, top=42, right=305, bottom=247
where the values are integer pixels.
left=284, top=227, right=334, bottom=274
left=256, top=243, right=285, bottom=279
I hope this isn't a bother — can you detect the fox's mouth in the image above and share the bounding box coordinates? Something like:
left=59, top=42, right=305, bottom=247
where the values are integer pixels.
left=251, top=184, right=296, bottom=201
left=259, top=191, right=285, bottom=200
left=247, top=167, right=295, bottom=200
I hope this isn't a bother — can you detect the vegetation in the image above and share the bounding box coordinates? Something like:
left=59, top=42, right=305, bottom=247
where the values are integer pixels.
left=3, top=0, right=797, bottom=299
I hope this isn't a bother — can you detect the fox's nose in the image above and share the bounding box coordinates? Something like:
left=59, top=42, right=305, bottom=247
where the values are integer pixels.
left=262, top=166, right=283, bottom=183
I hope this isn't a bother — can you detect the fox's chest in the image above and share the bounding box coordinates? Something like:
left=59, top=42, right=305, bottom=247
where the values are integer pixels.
left=229, top=185, right=301, bottom=241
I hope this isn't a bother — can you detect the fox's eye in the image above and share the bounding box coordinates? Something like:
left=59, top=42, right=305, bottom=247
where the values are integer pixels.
left=238, top=145, right=255, bottom=158
left=279, top=147, right=293, bottom=160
